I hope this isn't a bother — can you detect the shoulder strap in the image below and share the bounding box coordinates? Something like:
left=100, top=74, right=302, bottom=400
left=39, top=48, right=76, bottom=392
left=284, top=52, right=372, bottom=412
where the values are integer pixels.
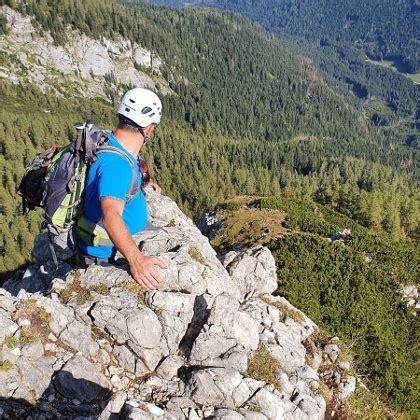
left=96, top=146, right=140, bottom=202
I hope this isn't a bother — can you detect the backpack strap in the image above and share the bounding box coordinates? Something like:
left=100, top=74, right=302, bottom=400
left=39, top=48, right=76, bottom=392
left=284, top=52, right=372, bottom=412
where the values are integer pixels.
left=75, top=145, right=142, bottom=248
left=96, top=145, right=140, bottom=203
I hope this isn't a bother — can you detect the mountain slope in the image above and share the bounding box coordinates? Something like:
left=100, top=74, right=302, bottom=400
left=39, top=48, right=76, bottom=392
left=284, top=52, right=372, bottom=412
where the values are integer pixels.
left=145, top=0, right=420, bottom=126
left=2, top=0, right=369, bottom=142
left=152, top=0, right=420, bottom=73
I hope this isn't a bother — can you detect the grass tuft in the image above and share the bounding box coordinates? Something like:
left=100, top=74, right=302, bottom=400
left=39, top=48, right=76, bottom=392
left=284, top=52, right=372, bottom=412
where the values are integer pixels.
left=118, top=278, right=146, bottom=304
left=0, top=360, right=14, bottom=372
left=260, top=295, right=305, bottom=323
left=166, top=219, right=176, bottom=227
left=246, top=344, right=281, bottom=389
left=188, top=246, right=209, bottom=267
left=247, top=404, right=262, bottom=413
left=59, top=272, right=110, bottom=305
left=4, top=336, right=19, bottom=349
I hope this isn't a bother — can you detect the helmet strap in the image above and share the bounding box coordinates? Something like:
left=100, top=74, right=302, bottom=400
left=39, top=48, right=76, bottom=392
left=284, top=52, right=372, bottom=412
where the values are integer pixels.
left=138, top=127, right=149, bottom=145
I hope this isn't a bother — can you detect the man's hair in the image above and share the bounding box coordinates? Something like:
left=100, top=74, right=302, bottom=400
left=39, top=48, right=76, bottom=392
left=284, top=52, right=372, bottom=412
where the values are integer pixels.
left=117, top=114, right=141, bottom=133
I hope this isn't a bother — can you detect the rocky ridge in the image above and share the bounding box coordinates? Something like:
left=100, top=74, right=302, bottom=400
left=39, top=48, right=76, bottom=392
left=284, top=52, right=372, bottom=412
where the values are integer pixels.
left=0, top=192, right=356, bottom=419
left=0, top=6, right=171, bottom=99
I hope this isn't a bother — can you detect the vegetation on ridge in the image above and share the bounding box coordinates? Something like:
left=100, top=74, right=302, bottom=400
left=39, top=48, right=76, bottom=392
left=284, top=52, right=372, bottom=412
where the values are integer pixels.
left=209, top=195, right=419, bottom=415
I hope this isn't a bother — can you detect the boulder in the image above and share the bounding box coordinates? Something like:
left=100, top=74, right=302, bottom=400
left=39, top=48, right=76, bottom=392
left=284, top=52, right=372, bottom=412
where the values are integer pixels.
left=222, top=246, right=278, bottom=300
left=54, top=354, right=111, bottom=403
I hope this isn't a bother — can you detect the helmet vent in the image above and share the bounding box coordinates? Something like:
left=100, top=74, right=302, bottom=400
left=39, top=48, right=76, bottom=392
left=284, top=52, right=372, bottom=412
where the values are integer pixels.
left=141, top=106, right=153, bottom=114
left=129, top=99, right=136, bottom=103
left=125, top=107, right=130, bottom=112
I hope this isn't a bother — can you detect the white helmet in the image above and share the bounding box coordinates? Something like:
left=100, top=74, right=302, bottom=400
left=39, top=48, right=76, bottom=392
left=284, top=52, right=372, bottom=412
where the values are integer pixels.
left=118, top=88, right=162, bottom=127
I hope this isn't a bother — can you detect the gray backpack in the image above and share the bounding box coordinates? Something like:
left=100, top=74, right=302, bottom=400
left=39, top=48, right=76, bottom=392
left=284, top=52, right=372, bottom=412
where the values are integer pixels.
left=18, top=120, right=139, bottom=267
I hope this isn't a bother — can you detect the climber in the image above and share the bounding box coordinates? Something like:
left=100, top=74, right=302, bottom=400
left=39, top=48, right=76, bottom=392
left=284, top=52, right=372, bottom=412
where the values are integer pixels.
left=76, top=87, right=167, bottom=290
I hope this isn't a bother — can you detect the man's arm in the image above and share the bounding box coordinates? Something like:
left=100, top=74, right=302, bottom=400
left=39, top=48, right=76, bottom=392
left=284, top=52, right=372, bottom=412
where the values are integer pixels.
left=101, top=197, right=166, bottom=290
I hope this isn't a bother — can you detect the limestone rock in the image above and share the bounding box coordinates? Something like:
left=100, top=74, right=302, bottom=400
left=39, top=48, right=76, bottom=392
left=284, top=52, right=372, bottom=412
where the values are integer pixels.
left=222, top=246, right=278, bottom=300
left=184, top=368, right=254, bottom=409
left=0, top=192, right=340, bottom=417
left=0, top=309, right=18, bottom=341
left=54, top=354, right=111, bottom=403
left=338, top=376, right=356, bottom=399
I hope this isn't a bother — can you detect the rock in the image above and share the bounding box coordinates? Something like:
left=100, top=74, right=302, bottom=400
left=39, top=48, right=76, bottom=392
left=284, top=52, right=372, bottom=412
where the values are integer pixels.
left=338, top=376, right=356, bottom=399
left=223, top=246, right=278, bottom=300
left=59, top=319, right=100, bottom=357
left=99, top=391, right=127, bottom=419
left=21, top=340, right=44, bottom=360
left=125, top=307, right=167, bottom=370
left=0, top=292, right=16, bottom=313
left=247, top=388, right=298, bottom=419
left=323, top=344, right=340, bottom=364
left=0, top=308, right=18, bottom=341
left=0, top=368, right=21, bottom=399
left=54, top=354, right=111, bottom=403
left=196, top=212, right=221, bottom=237
left=189, top=294, right=259, bottom=372
left=339, top=361, right=351, bottom=371
left=38, top=297, right=75, bottom=336
left=147, top=291, right=196, bottom=352
left=114, top=345, right=137, bottom=373
left=156, top=355, right=185, bottom=380
left=293, top=392, right=325, bottom=419
left=401, top=284, right=418, bottom=298
left=15, top=356, right=56, bottom=404
left=0, top=192, right=334, bottom=418
left=212, top=409, right=245, bottom=419
left=1, top=8, right=167, bottom=99
left=184, top=368, right=254, bottom=409
left=266, top=338, right=306, bottom=375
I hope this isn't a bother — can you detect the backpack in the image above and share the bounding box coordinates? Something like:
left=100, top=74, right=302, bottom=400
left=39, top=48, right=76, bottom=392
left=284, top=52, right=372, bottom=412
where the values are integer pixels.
left=17, top=120, right=140, bottom=267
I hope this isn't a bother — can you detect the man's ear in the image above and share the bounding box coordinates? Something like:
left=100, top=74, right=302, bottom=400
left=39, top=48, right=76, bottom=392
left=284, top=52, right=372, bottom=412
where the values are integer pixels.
left=143, top=123, right=156, bottom=137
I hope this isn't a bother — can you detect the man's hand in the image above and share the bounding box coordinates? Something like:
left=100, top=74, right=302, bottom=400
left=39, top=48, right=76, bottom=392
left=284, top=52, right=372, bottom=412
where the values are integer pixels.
left=147, top=181, right=161, bottom=194
left=128, top=252, right=167, bottom=291
left=101, top=197, right=167, bottom=290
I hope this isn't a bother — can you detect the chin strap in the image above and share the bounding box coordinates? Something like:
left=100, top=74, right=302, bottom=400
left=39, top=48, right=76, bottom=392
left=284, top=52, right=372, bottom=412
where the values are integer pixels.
left=138, top=127, right=149, bottom=145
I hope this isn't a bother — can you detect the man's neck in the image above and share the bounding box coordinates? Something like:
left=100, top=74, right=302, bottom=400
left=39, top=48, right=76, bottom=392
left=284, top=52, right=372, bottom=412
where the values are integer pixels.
left=113, top=128, right=144, bottom=157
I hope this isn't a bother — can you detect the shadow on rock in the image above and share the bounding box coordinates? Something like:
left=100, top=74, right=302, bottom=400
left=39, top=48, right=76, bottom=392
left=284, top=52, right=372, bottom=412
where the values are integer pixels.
left=0, top=371, right=111, bottom=418
left=1, top=261, right=74, bottom=297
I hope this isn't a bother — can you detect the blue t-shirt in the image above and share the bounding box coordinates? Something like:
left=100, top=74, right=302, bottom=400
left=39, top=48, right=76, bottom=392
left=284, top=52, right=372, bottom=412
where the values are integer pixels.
left=77, top=133, right=148, bottom=258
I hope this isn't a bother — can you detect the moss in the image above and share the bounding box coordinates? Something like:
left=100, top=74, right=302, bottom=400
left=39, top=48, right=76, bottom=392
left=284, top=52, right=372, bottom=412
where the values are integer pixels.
left=166, top=219, right=176, bottom=227
left=0, top=360, right=14, bottom=372
left=246, top=344, right=281, bottom=390
left=60, top=272, right=109, bottom=305
left=14, top=300, right=52, bottom=344
left=39, top=307, right=53, bottom=323
left=248, top=404, right=262, bottom=413
left=260, top=295, right=305, bottom=323
left=19, top=327, right=39, bottom=345
left=188, top=246, right=209, bottom=267
left=59, top=272, right=84, bottom=304
left=4, top=336, right=19, bottom=349
left=91, top=284, right=110, bottom=296
left=309, top=328, right=332, bottom=346
left=118, top=278, right=146, bottom=304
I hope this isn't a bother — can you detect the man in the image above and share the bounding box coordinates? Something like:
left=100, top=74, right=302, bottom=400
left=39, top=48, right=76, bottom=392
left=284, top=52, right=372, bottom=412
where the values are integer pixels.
left=77, top=87, right=166, bottom=290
